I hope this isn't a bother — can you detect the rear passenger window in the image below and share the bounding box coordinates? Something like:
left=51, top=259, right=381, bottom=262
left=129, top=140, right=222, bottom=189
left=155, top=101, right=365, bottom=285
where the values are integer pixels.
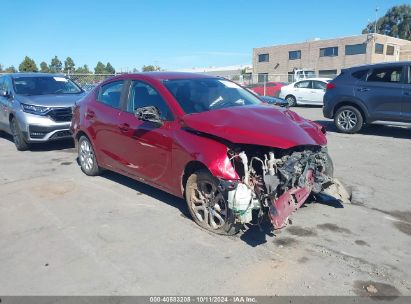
left=367, top=67, right=403, bottom=83
left=98, top=81, right=124, bottom=109
left=313, top=81, right=326, bottom=90
left=294, top=81, right=311, bottom=88
left=127, top=81, right=173, bottom=120
left=352, top=70, right=368, bottom=80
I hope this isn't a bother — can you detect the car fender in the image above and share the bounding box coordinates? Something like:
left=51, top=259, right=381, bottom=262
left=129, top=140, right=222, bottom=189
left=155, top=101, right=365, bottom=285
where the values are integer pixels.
left=171, top=128, right=240, bottom=196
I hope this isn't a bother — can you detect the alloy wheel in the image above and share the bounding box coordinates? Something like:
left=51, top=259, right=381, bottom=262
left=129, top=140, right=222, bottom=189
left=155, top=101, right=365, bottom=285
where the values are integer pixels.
left=189, top=179, right=227, bottom=229
left=79, top=139, right=94, bottom=172
left=337, top=109, right=358, bottom=131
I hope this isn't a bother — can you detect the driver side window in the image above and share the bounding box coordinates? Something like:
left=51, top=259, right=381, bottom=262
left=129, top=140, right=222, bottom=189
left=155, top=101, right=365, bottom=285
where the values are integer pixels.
left=127, top=81, right=173, bottom=120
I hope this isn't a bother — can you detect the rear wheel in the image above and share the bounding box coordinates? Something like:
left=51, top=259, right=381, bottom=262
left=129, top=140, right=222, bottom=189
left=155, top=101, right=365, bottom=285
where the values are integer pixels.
left=78, top=136, right=101, bottom=176
left=10, top=117, right=29, bottom=151
left=285, top=95, right=297, bottom=107
left=185, top=169, right=241, bottom=235
left=334, top=106, right=363, bottom=134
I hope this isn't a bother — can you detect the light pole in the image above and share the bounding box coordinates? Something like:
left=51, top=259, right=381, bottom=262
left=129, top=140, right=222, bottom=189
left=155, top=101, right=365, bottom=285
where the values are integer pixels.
left=374, top=7, right=379, bottom=34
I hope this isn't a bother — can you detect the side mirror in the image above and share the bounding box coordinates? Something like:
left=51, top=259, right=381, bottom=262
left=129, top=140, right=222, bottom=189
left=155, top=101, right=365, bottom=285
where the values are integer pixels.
left=134, top=106, right=163, bottom=125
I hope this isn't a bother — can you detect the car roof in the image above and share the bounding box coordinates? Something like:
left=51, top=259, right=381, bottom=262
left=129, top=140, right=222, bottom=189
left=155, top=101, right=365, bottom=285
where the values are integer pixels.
left=295, top=77, right=331, bottom=82
left=122, top=72, right=219, bottom=81
left=346, top=61, right=411, bottom=71
left=8, top=73, right=66, bottom=78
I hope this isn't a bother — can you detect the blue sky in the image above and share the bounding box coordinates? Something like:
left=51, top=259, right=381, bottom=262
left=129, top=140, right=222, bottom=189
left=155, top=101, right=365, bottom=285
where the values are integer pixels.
left=0, top=0, right=406, bottom=71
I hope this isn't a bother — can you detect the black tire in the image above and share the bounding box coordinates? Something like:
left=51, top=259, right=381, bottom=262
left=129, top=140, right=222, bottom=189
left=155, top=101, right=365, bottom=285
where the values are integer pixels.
left=285, top=95, right=297, bottom=107
left=185, top=169, right=242, bottom=235
left=334, top=105, right=364, bottom=134
left=323, top=152, right=334, bottom=177
left=10, top=117, right=29, bottom=151
left=78, top=135, right=101, bottom=176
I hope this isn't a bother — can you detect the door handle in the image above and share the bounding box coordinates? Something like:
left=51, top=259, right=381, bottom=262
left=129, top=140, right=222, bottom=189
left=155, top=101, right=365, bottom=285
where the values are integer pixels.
left=357, top=87, right=370, bottom=92
left=118, top=123, right=130, bottom=132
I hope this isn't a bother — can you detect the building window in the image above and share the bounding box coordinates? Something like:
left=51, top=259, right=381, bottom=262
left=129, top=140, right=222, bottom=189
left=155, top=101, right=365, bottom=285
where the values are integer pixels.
left=258, top=73, right=268, bottom=83
left=386, top=45, right=395, bottom=56
left=319, top=70, right=337, bottom=77
left=345, top=43, right=367, bottom=55
left=320, top=47, right=338, bottom=57
left=289, top=50, right=301, bottom=60
left=258, top=54, right=269, bottom=62
left=375, top=43, right=384, bottom=54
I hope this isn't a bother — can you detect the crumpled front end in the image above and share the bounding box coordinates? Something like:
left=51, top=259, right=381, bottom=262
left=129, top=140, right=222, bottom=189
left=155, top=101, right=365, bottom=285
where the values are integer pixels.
left=222, top=145, right=349, bottom=230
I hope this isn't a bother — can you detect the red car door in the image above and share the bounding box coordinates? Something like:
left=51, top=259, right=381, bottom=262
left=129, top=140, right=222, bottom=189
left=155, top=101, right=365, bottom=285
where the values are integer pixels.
left=87, top=80, right=127, bottom=171
left=116, top=79, right=175, bottom=188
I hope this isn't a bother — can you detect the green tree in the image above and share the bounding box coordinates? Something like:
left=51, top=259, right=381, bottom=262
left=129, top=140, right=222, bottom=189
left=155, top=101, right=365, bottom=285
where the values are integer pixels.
left=19, top=56, right=38, bottom=72
left=64, top=57, right=75, bottom=73
left=4, top=66, right=17, bottom=73
left=105, top=62, right=115, bottom=74
left=49, top=56, right=62, bottom=73
left=142, top=65, right=161, bottom=72
left=94, top=61, right=106, bottom=74
left=362, top=5, right=411, bottom=40
left=40, top=61, right=50, bottom=73
left=75, top=64, right=91, bottom=74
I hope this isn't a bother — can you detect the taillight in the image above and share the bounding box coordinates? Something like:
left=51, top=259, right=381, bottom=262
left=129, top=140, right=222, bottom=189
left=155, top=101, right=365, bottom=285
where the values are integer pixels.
left=326, top=83, right=336, bottom=90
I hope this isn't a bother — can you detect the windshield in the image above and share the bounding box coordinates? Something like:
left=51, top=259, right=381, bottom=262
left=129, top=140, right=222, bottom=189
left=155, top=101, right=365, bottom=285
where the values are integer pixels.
left=163, top=78, right=262, bottom=114
left=13, top=76, right=83, bottom=95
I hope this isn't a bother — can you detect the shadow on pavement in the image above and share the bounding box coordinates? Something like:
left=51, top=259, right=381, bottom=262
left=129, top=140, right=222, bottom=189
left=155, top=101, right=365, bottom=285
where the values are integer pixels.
left=240, top=220, right=274, bottom=247
left=316, top=119, right=411, bottom=140
left=0, top=131, right=75, bottom=151
left=100, top=170, right=189, bottom=216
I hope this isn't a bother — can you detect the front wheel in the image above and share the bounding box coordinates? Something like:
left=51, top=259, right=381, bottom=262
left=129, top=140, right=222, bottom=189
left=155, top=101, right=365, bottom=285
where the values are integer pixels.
left=285, top=95, right=297, bottom=107
left=78, top=136, right=101, bottom=176
left=334, top=106, right=364, bottom=133
left=185, top=170, right=241, bottom=235
left=10, top=117, right=29, bottom=151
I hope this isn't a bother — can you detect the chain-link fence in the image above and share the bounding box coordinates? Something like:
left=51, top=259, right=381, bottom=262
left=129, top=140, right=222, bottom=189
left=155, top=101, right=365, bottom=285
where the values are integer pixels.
left=66, top=74, right=116, bottom=91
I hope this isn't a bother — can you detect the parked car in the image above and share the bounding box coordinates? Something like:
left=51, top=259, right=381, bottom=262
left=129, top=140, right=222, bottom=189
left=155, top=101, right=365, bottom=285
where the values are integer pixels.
left=258, top=95, right=289, bottom=107
left=71, top=72, right=347, bottom=235
left=324, top=62, right=411, bottom=133
left=279, top=78, right=331, bottom=106
left=0, top=73, right=85, bottom=150
left=248, top=82, right=285, bottom=97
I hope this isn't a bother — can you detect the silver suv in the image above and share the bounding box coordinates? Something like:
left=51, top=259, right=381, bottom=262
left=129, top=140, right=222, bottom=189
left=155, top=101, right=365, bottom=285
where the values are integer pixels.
left=0, top=73, right=85, bottom=150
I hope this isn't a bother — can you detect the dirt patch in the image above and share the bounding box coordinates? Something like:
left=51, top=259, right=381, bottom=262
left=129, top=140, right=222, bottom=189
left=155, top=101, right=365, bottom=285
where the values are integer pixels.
left=353, top=280, right=401, bottom=297
left=317, top=223, right=351, bottom=234
left=274, top=237, right=298, bottom=247
left=372, top=209, right=411, bottom=236
left=372, top=208, right=411, bottom=223
left=32, top=180, right=75, bottom=198
left=393, top=222, right=411, bottom=236
left=287, top=226, right=317, bottom=237
left=355, top=240, right=368, bottom=246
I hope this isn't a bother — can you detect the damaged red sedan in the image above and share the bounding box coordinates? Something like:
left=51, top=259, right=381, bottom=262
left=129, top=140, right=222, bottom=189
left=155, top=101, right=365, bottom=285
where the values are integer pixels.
left=71, top=73, right=348, bottom=235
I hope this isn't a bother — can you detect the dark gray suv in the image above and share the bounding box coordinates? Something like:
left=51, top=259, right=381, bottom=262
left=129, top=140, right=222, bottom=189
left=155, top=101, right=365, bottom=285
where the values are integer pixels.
left=323, top=62, right=411, bottom=133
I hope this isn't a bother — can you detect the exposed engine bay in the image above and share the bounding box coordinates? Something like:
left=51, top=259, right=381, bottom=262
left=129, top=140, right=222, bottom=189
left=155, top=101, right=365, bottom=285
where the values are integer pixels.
left=223, top=145, right=350, bottom=229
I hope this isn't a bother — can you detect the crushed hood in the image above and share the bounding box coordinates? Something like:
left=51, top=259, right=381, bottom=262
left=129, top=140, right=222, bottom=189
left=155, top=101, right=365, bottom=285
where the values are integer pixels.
left=181, top=105, right=327, bottom=149
left=15, top=93, right=85, bottom=108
